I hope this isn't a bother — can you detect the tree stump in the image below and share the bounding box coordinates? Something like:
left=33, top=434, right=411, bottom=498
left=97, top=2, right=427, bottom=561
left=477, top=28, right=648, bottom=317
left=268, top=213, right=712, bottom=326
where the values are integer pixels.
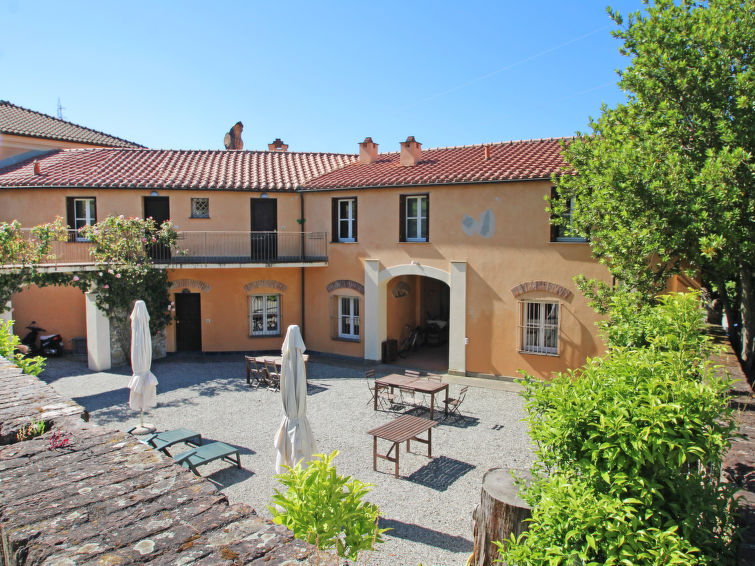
left=472, top=467, right=531, bottom=566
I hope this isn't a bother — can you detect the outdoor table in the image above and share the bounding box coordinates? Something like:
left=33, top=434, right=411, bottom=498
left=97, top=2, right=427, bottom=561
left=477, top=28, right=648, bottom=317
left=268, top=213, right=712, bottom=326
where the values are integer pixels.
left=367, top=414, right=437, bottom=478
left=257, top=354, right=309, bottom=368
left=373, top=374, right=449, bottom=420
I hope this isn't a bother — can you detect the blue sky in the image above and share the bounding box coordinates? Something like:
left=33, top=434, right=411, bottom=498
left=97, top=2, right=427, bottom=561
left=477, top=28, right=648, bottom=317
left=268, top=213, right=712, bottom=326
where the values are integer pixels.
left=1, top=1, right=644, bottom=154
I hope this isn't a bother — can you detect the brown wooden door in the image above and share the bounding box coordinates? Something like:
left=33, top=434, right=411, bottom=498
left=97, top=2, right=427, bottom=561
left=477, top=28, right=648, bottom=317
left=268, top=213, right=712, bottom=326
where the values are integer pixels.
left=175, top=293, right=202, bottom=351
left=250, top=198, right=277, bottom=261
left=143, top=196, right=171, bottom=261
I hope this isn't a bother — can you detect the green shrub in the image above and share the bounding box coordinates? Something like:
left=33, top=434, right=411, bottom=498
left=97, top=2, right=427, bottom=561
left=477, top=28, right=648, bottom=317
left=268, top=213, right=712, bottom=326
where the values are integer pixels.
left=270, top=451, right=387, bottom=560
left=499, top=293, right=738, bottom=564
left=0, top=319, right=46, bottom=376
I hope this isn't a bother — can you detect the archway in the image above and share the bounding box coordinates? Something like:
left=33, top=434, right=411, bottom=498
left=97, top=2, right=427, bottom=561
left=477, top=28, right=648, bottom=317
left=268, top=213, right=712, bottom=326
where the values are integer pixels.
left=364, top=260, right=467, bottom=374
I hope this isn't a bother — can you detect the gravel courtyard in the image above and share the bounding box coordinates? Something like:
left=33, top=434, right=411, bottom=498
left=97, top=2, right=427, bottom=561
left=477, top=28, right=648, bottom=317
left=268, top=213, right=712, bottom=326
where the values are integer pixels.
left=40, top=354, right=533, bottom=566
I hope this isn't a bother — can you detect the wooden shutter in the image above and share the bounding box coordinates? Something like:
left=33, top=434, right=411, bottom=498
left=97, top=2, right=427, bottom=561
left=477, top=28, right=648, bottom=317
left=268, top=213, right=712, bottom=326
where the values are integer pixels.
left=65, top=197, right=75, bottom=242
left=330, top=294, right=338, bottom=338
left=549, top=187, right=560, bottom=242
left=399, top=195, right=407, bottom=242
left=352, top=198, right=358, bottom=242
left=424, top=194, right=429, bottom=241
left=331, top=198, right=338, bottom=242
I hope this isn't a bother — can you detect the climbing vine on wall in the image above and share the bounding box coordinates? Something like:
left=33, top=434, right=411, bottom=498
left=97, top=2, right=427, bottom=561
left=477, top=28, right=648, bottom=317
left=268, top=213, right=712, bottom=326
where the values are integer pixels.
left=0, top=216, right=177, bottom=352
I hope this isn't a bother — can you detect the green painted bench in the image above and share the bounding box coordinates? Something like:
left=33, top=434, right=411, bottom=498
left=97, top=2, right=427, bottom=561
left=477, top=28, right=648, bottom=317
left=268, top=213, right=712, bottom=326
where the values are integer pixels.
left=173, top=441, right=241, bottom=475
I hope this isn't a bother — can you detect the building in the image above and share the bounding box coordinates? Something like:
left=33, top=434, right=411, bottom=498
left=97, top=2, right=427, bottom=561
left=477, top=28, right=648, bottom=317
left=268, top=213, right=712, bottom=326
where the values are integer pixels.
left=0, top=119, right=610, bottom=379
left=0, top=100, right=143, bottom=162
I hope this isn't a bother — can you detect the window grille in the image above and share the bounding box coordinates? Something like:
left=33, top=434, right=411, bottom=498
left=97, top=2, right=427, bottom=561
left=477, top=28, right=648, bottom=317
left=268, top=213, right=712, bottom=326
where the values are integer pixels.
left=518, top=300, right=560, bottom=355
left=249, top=294, right=280, bottom=336
left=191, top=198, right=210, bottom=218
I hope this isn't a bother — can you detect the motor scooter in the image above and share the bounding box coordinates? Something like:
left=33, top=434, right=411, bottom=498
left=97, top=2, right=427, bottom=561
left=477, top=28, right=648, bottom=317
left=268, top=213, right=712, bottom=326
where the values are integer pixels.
left=21, top=322, right=64, bottom=356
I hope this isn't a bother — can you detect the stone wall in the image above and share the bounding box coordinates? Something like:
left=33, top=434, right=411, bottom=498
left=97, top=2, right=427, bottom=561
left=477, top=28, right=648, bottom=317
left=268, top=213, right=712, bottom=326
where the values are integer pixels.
left=109, top=320, right=167, bottom=367
left=0, top=357, right=311, bottom=564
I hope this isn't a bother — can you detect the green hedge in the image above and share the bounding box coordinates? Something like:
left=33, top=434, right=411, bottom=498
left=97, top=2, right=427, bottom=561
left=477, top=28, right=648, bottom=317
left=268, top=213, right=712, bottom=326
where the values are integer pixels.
left=499, top=293, right=738, bottom=565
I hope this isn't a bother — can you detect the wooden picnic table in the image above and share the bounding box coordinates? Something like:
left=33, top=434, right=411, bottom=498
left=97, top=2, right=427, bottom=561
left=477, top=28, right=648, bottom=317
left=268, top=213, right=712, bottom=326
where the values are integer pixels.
left=373, top=374, right=449, bottom=420
left=367, top=414, right=437, bottom=478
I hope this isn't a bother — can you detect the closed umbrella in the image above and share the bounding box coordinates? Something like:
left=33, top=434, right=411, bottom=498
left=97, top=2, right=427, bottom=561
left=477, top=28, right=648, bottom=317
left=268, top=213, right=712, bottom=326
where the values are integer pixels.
left=274, top=325, right=316, bottom=473
left=128, top=300, right=158, bottom=434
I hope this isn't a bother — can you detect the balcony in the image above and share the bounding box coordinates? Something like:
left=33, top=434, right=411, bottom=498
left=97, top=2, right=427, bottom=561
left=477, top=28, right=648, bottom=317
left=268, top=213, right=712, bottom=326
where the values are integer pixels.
left=5, top=230, right=329, bottom=270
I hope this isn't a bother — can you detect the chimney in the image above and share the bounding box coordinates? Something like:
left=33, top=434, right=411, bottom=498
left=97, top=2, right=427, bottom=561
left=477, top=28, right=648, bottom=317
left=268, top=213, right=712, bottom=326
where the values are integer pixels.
left=399, top=136, right=422, bottom=167
left=223, top=121, right=244, bottom=150
left=33, top=161, right=41, bottom=175
left=358, top=137, right=379, bottom=164
left=484, top=145, right=491, bottom=160
left=268, top=138, right=289, bottom=152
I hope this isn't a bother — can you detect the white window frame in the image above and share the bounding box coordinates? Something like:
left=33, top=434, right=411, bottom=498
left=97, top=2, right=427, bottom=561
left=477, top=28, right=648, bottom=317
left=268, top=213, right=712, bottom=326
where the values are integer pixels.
left=337, top=198, right=356, bottom=242
left=556, top=197, right=586, bottom=242
left=405, top=195, right=427, bottom=242
left=518, top=300, right=560, bottom=355
left=73, top=198, right=96, bottom=242
left=338, top=296, right=360, bottom=340
left=249, top=294, right=280, bottom=337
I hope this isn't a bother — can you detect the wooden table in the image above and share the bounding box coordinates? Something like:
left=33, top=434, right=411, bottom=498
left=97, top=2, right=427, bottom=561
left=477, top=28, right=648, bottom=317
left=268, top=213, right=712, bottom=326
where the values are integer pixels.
left=373, top=374, right=449, bottom=420
left=257, top=354, right=309, bottom=367
left=245, top=354, right=310, bottom=386
left=367, top=414, right=437, bottom=478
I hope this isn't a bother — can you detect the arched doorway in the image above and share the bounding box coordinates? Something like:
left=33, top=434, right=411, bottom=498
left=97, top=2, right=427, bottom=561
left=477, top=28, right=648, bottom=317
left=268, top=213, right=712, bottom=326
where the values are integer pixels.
left=363, top=260, right=467, bottom=375
left=386, top=275, right=449, bottom=371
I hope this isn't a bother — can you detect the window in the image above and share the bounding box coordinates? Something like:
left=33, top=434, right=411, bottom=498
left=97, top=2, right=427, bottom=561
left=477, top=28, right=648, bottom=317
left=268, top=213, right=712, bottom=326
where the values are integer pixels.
left=400, top=194, right=428, bottom=242
left=66, top=197, right=96, bottom=241
left=331, top=197, right=357, bottom=242
left=519, top=300, right=559, bottom=355
left=249, top=294, right=280, bottom=336
left=338, top=296, right=360, bottom=340
left=191, top=198, right=209, bottom=218
left=550, top=188, right=586, bottom=242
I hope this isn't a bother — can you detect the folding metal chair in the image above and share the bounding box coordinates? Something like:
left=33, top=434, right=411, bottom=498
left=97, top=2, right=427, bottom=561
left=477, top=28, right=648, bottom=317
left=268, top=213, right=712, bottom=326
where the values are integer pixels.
left=443, top=385, right=469, bottom=420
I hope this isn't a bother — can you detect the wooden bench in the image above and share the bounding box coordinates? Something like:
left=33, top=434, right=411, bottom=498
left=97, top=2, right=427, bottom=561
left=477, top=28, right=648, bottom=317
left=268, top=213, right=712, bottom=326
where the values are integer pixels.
left=367, top=414, right=437, bottom=478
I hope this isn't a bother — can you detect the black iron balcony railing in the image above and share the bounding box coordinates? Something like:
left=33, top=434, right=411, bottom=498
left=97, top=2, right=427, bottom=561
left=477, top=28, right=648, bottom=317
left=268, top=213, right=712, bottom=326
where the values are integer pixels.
left=5, top=230, right=328, bottom=268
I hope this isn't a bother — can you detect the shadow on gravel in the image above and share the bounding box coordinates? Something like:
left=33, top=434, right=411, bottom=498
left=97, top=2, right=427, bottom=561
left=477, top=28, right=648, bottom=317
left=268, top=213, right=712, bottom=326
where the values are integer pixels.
left=406, top=456, right=475, bottom=491
left=305, top=383, right=329, bottom=395
left=378, top=517, right=473, bottom=552
left=40, top=357, right=128, bottom=384
left=203, top=465, right=255, bottom=490
left=439, top=415, right=480, bottom=429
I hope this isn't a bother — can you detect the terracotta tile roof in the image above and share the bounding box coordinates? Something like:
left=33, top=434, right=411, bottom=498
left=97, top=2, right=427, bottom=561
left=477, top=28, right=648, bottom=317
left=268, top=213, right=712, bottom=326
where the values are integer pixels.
left=0, top=100, right=144, bottom=148
left=0, top=147, right=357, bottom=191
left=303, top=137, right=571, bottom=190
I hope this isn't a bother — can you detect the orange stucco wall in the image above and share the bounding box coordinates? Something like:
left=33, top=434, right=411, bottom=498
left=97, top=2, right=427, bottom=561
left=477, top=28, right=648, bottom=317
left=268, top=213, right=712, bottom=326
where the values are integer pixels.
left=302, top=181, right=610, bottom=379
left=165, top=267, right=302, bottom=353
left=10, top=284, right=86, bottom=348
left=1, top=181, right=609, bottom=378
left=0, top=187, right=301, bottom=233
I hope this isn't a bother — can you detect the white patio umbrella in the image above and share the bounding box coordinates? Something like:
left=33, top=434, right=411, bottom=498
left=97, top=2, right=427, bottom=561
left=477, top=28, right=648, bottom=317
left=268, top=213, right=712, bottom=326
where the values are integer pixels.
left=128, top=300, right=158, bottom=434
left=274, top=324, right=316, bottom=473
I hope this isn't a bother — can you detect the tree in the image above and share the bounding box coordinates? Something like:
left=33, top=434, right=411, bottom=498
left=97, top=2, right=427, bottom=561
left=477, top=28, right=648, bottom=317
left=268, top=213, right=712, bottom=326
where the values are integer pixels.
left=553, top=0, right=755, bottom=370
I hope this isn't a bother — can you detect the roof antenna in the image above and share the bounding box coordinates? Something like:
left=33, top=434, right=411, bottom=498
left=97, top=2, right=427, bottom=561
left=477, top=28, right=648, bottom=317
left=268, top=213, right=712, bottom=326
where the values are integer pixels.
left=56, top=97, right=65, bottom=120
